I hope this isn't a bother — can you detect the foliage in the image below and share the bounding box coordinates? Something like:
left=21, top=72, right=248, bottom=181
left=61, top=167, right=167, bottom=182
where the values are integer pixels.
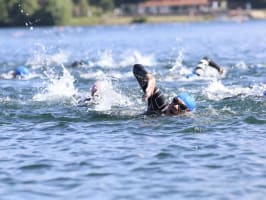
left=14, top=0, right=40, bottom=26
left=0, top=1, right=9, bottom=25
left=98, top=0, right=114, bottom=11
left=131, top=15, right=147, bottom=23
left=0, top=0, right=40, bottom=26
left=40, top=0, right=72, bottom=25
left=73, top=0, right=90, bottom=17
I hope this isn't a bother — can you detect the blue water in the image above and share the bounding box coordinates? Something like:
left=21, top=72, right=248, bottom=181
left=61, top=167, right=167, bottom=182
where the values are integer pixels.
left=0, top=20, right=266, bottom=200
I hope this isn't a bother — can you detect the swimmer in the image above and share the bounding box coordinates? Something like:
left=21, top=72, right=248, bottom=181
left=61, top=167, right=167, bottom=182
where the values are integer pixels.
left=76, top=80, right=103, bottom=104
left=71, top=60, right=92, bottom=67
left=71, top=60, right=86, bottom=67
left=133, top=64, right=196, bottom=115
left=187, top=57, right=224, bottom=78
left=263, top=90, right=266, bottom=97
left=91, top=80, right=102, bottom=97
left=12, top=66, right=29, bottom=78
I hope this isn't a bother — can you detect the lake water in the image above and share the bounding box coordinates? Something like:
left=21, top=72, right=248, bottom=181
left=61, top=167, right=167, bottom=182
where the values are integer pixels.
left=0, top=20, right=266, bottom=200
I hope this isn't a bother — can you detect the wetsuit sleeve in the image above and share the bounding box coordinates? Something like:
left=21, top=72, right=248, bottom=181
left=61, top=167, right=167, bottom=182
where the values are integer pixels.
left=133, top=64, right=149, bottom=92
left=146, top=88, right=169, bottom=115
left=133, top=64, right=169, bottom=115
left=205, top=57, right=223, bottom=73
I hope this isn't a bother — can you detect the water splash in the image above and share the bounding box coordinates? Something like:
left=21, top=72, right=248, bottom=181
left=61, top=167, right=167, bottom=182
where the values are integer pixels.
left=26, top=44, right=69, bottom=69
left=118, top=50, right=155, bottom=67
left=132, top=51, right=155, bottom=66
left=33, top=65, right=76, bottom=102
left=169, top=50, right=185, bottom=73
left=233, top=61, right=248, bottom=70
left=203, top=80, right=266, bottom=100
left=95, top=50, right=115, bottom=68
left=84, top=73, right=133, bottom=112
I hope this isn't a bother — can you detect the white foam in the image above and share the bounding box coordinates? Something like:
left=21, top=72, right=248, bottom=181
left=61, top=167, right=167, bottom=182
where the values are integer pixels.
left=33, top=65, right=77, bottom=102
left=26, top=44, right=69, bottom=69
left=95, top=50, right=115, bottom=68
left=169, top=50, right=185, bottom=73
left=203, top=80, right=266, bottom=100
left=84, top=74, right=133, bottom=111
left=233, top=61, right=248, bottom=70
left=80, top=68, right=132, bottom=81
left=93, top=50, right=155, bottom=69
left=131, top=50, right=155, bottom=67
left=164, top=51, right=191, bottom=81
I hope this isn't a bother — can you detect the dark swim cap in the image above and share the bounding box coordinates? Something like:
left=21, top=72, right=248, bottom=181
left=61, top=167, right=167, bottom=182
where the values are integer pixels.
left=15, top=66, right=29, bottom=76
left=263, top=90, right=266, bottom=97
left=177, top=92, right=196, bottom=111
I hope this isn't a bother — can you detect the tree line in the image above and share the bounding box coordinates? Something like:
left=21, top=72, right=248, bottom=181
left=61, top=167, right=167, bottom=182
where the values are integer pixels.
left=0, top=0, right=146, bottom=26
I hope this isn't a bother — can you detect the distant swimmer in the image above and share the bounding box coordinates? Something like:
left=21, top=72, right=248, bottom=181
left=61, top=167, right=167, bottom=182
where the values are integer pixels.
left=71, top=60, right=92, bottom=67
left=264, top=90, right=266, bottom=97
left=133, top=64, right=196, bottom=115
left=91, top=81, right=101, bottom=97
left=186, top=57, right=224, bottom=78
left=76, top=80, right=103, bottom=104
left=71, top=60, right=86, bottom=67
left=12, top=66, right=29, bottom=78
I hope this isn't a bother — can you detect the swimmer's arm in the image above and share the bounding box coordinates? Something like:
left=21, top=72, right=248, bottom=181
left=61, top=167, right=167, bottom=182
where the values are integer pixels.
left=143, top=73, right=155, bottom=101
left=208, top=59, right=224, bottom=75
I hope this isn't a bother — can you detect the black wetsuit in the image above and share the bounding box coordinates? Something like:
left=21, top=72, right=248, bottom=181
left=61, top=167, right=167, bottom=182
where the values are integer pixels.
left=194, top=57, right=222, bottom=76
left=133, top=64, right=169, bottom=115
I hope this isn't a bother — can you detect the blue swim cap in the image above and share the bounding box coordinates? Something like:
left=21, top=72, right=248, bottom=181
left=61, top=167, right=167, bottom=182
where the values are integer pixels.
left=263, top=90, right=266, bottom=97
left=15, top=66, right=29, bottom=76
left=177, top=92, right=196, bottom=111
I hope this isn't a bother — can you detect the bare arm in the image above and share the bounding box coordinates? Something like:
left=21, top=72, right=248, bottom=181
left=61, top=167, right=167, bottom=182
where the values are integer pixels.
left=143, top=73, right=156, bottom=101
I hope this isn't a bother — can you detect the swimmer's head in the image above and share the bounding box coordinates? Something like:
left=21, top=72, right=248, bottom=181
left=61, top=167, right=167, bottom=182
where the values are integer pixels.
left=14, top=66, right=29, bottom=77
left=263, top=90, right=266, bottom=97
left=176, top=92, right=196, bottom=111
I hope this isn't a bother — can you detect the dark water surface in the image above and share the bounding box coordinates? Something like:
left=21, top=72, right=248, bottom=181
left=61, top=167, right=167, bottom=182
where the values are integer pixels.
left=0, top=21, right=266, bottom=200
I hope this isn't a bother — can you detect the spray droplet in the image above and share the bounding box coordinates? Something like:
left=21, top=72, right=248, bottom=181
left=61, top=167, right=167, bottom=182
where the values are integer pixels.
left=25, top=22, right=28, bottom=27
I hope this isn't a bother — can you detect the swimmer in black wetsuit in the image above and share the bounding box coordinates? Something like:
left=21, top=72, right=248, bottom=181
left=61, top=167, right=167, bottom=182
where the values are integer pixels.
left=133, top=64, right=196, bottom=115
left=187, top=57, right=224, bottom=78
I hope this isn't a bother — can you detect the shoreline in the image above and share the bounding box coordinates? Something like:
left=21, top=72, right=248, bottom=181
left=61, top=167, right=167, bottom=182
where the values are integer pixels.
left=0, top=10, right=265, bottom=28
left=69, top=15, right=214, bottom=26
left=69, top=10, right=266, bottom=26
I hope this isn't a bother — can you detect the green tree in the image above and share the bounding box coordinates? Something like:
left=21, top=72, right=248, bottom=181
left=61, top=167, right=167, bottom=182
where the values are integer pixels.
left=9, top=0, right=40, bottom=26
left=73, top=0, right=89, bottom=16
left=99, top=0, right=114, bottom=11
left=0, top=0, right=18, bottom=25
left=79, top=0, right=89, bottom=16
left=89, top=0, right=114, bottom=11
left=37, top=0, right=73, bottom=25
left=114, top=0, right=147, bottom=7
left=0, top=1, right=9, bottom=25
